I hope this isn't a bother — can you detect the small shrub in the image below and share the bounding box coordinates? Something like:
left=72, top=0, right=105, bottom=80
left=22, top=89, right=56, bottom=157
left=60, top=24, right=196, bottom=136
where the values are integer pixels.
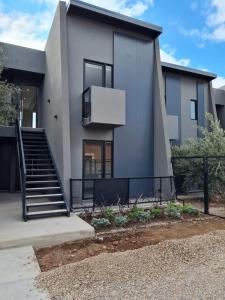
left=181, top=204, right=200, bottom=216
left=181, top=204, right=193, bottom=214
left=102, top=208, right=115, bottom=222
left=150, top=207, right=162, bottom=218
left=137, top=211, right=152, bottom=223
left=91, top=218, right=110, bottom=229
left=164, top=205, right=181, bottom=219
left=128, top=206, right=144, bottom=221
left=187, top=207, right=200, bottom=216
left=114, top=215, right=128, bottom=227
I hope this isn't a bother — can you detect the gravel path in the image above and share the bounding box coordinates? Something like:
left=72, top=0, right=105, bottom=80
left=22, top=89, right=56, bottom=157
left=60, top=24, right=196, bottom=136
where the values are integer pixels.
left=37, top=230, right=225, bottom=299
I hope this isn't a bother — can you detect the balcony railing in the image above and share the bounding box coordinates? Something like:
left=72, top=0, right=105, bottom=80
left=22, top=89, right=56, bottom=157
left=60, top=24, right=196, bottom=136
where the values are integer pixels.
left=82, top=87, right=91, bottom=119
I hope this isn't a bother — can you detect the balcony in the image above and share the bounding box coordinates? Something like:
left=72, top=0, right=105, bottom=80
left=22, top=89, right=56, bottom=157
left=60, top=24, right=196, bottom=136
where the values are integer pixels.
left=82, top=86, right=126, bottom=128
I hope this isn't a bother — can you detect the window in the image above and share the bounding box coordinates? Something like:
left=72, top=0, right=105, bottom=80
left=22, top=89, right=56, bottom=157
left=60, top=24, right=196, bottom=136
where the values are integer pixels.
left=190, top=100, right=198, bottom=120
left=83, top=141, right=113, bottom=179
left=84, top=61, right=113, bottom=90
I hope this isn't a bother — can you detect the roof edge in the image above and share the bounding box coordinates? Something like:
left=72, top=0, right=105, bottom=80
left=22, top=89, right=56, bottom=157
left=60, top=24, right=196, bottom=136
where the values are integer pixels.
left=161, top=62, right=217, bottom=81
left=67, top=0, right=162, bottom=38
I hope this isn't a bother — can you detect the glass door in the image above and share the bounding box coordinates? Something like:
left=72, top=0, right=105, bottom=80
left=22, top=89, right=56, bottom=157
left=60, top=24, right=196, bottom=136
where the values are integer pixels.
left=20, top=86, right=37, bottom=128
left=83, top=141, right=113, bottom=199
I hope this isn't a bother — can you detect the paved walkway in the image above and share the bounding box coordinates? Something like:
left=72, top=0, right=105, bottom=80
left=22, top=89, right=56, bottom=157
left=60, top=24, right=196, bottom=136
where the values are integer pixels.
left=0, top=193, right=94, bottom=249
left=0, top=246, right=49, bottom=300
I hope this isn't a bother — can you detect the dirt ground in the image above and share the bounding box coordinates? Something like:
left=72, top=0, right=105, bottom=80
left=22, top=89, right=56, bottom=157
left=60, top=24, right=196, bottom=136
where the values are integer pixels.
left=36, top=216, right=225, bottom=272
left=38, top=223, right=225, bottom=300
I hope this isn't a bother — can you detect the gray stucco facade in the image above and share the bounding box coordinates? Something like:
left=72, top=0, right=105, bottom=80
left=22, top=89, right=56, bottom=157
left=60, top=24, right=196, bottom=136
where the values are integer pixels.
left=1, top=0, right=224, bottom=203
left=162, top=64, right=216, bottom=144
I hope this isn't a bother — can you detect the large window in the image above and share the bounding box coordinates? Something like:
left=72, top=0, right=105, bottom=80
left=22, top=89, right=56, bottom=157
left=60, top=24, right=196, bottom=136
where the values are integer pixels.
left=83, top=141, right=113, bottom=179
left=190, top=99, right=198, bottom=120
left=84, top=60, right=113, bottom=90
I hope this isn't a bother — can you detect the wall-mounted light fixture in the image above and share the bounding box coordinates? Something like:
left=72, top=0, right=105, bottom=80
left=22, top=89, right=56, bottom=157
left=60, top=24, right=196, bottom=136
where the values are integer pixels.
left=47, top=99, right=51, bottom=104
left=54, top=115, right=58, bottom=120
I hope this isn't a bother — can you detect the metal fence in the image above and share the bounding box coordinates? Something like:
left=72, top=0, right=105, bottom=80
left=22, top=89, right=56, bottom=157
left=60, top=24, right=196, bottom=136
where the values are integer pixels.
left=172, top=156, right=225, bottom=218
left=70, top=176, right=175, bottom=210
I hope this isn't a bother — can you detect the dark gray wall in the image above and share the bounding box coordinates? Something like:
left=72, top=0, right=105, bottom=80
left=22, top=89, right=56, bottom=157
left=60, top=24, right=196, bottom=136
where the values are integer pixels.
left=113, top=33, right=154, bottom=177
left=40, top=2, right=71, bottom=202
left=1, top=42, right=45, bottom=74
left=165, top=75, right=181, bottom=142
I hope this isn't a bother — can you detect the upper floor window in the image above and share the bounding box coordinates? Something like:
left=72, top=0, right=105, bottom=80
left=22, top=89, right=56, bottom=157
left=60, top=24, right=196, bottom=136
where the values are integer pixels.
left=84, top=60, right=113, bottom=90
left=190, top=99, right=198, bottom=120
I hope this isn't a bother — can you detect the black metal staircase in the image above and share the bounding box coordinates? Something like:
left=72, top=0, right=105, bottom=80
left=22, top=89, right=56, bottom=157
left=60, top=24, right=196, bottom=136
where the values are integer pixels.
left=16, top=122, right=69, bottom=220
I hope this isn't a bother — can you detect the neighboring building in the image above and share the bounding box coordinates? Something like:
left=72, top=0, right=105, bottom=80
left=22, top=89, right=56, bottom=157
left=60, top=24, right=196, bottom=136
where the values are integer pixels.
left=162, top=62, right=217, bottom=145
left=0, top=0, right=223, bottom=219
left=213, top=87, right=225, bottom=130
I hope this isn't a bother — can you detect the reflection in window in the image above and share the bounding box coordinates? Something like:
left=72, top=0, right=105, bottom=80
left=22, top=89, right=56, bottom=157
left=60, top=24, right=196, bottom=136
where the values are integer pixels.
left=84, top=61, right=113, bottom=90
left=191, top=100, right=198, bottom=120
left=84, top=63, right=103, bottom=90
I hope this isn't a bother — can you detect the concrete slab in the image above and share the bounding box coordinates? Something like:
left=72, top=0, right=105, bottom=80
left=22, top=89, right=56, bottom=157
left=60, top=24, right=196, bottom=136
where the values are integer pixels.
left=0, top=246, right=40, bottom=284
left=0, top=193, right=95, bottom=249
left=0, top=246, right=49, bottom=300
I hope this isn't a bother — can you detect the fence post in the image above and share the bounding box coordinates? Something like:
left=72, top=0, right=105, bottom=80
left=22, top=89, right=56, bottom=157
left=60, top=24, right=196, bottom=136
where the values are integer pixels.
left=203, top=157, right=209, bottom=214
left=159, top=177, right=162, bottom=205
left=70, top=179, right=73, bottom=212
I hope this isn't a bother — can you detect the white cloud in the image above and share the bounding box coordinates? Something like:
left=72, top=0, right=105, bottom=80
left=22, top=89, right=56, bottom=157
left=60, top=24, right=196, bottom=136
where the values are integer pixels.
left=212, top=76, right=225, bottom=88
left=160, top=46, right=190, bottom=66
left=181, top=0, right=225, bottom=43
left=82, top=0, right=154, bottom=17
left=0, top=0, right=154, bottom=50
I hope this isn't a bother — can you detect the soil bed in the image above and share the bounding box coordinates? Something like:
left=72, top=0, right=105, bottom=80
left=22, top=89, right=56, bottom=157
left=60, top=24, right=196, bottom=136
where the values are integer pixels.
left=36, top=215, right=225, bottom=272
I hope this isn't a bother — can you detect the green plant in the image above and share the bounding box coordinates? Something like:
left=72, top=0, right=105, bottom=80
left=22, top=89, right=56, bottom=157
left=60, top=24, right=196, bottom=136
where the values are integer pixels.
left=172, top=113, right=225, bottom=200
left=0, top=46, right=19, bottom=125
left=150, top=207, right=162, bottom=218
left=186, top=207, right=200, bottom=216
left=91, top=218, right=110, bottom=229
left=181, top=204, right=193, bottom=214
left=137, top=211, right=152, bottom=223
left=114, top=215, right=128, bottom=227
left=102, top=208, right=115, bottom=222
left=164, top=204, right=181, bottom=219
left=128, top=206, right=144, bottom=221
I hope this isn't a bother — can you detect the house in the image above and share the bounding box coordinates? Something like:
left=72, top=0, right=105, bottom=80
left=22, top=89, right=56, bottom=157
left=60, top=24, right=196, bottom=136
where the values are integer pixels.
left=0, top=0, right=223, bottom=220
left=162, top=62, right=217, bottom=144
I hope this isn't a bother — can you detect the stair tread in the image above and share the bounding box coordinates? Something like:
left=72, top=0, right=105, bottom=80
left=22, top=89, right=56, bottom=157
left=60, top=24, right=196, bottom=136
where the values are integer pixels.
left=26, top=180, right=58, bottom=184
left=26, top=187, right=60, bottom=191
left=26, top=193, right=63, bottom=199
left=27, top=201, right=64, bottom=207
left=26, top=174, right=57, bottom=177
left=27, top=169, right=55, bottom=171
left=27, top=209, right=67, bottom=216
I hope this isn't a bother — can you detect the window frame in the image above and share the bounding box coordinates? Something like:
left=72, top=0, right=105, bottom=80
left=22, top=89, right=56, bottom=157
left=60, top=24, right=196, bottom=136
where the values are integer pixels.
left=83, top=59, right=114, bottom=90
left=82, top=140, right=113, bottom=180
left=190, top=99, right=198, bottom=121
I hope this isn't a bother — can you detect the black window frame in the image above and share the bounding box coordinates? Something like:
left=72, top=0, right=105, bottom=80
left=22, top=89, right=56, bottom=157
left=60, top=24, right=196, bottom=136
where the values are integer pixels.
left=190, top=99, right=198, bottom=121
left=82, top=140, right=113, bottom=180
left=83, top=59, right=114, bottom=90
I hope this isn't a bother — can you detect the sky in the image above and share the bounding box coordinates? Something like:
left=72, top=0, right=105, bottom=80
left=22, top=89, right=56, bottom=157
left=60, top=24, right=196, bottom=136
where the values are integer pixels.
left=0, top=0, right=225, bottom=88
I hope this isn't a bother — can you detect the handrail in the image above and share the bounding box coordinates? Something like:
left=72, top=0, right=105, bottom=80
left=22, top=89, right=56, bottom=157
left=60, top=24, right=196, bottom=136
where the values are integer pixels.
left=16, top=119, right=27, bottom=221
left=16, top=119, right=26, bottom=176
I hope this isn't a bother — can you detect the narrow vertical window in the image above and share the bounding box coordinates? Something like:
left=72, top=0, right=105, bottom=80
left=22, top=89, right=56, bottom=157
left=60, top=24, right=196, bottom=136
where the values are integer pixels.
left=190, top=99, right=198, bottom=120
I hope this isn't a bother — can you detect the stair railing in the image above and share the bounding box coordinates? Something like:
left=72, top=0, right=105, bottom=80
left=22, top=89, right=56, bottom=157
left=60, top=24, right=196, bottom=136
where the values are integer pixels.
left=16, top=119, right=27, bottom=221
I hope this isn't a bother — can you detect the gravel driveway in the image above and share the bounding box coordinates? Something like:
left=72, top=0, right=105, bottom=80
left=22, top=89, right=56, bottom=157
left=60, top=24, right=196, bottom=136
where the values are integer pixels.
left=38, top=230, right=225, bottom=299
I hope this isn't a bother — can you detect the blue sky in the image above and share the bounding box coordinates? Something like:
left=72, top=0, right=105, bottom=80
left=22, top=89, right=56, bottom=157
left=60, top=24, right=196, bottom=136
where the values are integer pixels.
left=0, top=0, right=225, bottom=87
